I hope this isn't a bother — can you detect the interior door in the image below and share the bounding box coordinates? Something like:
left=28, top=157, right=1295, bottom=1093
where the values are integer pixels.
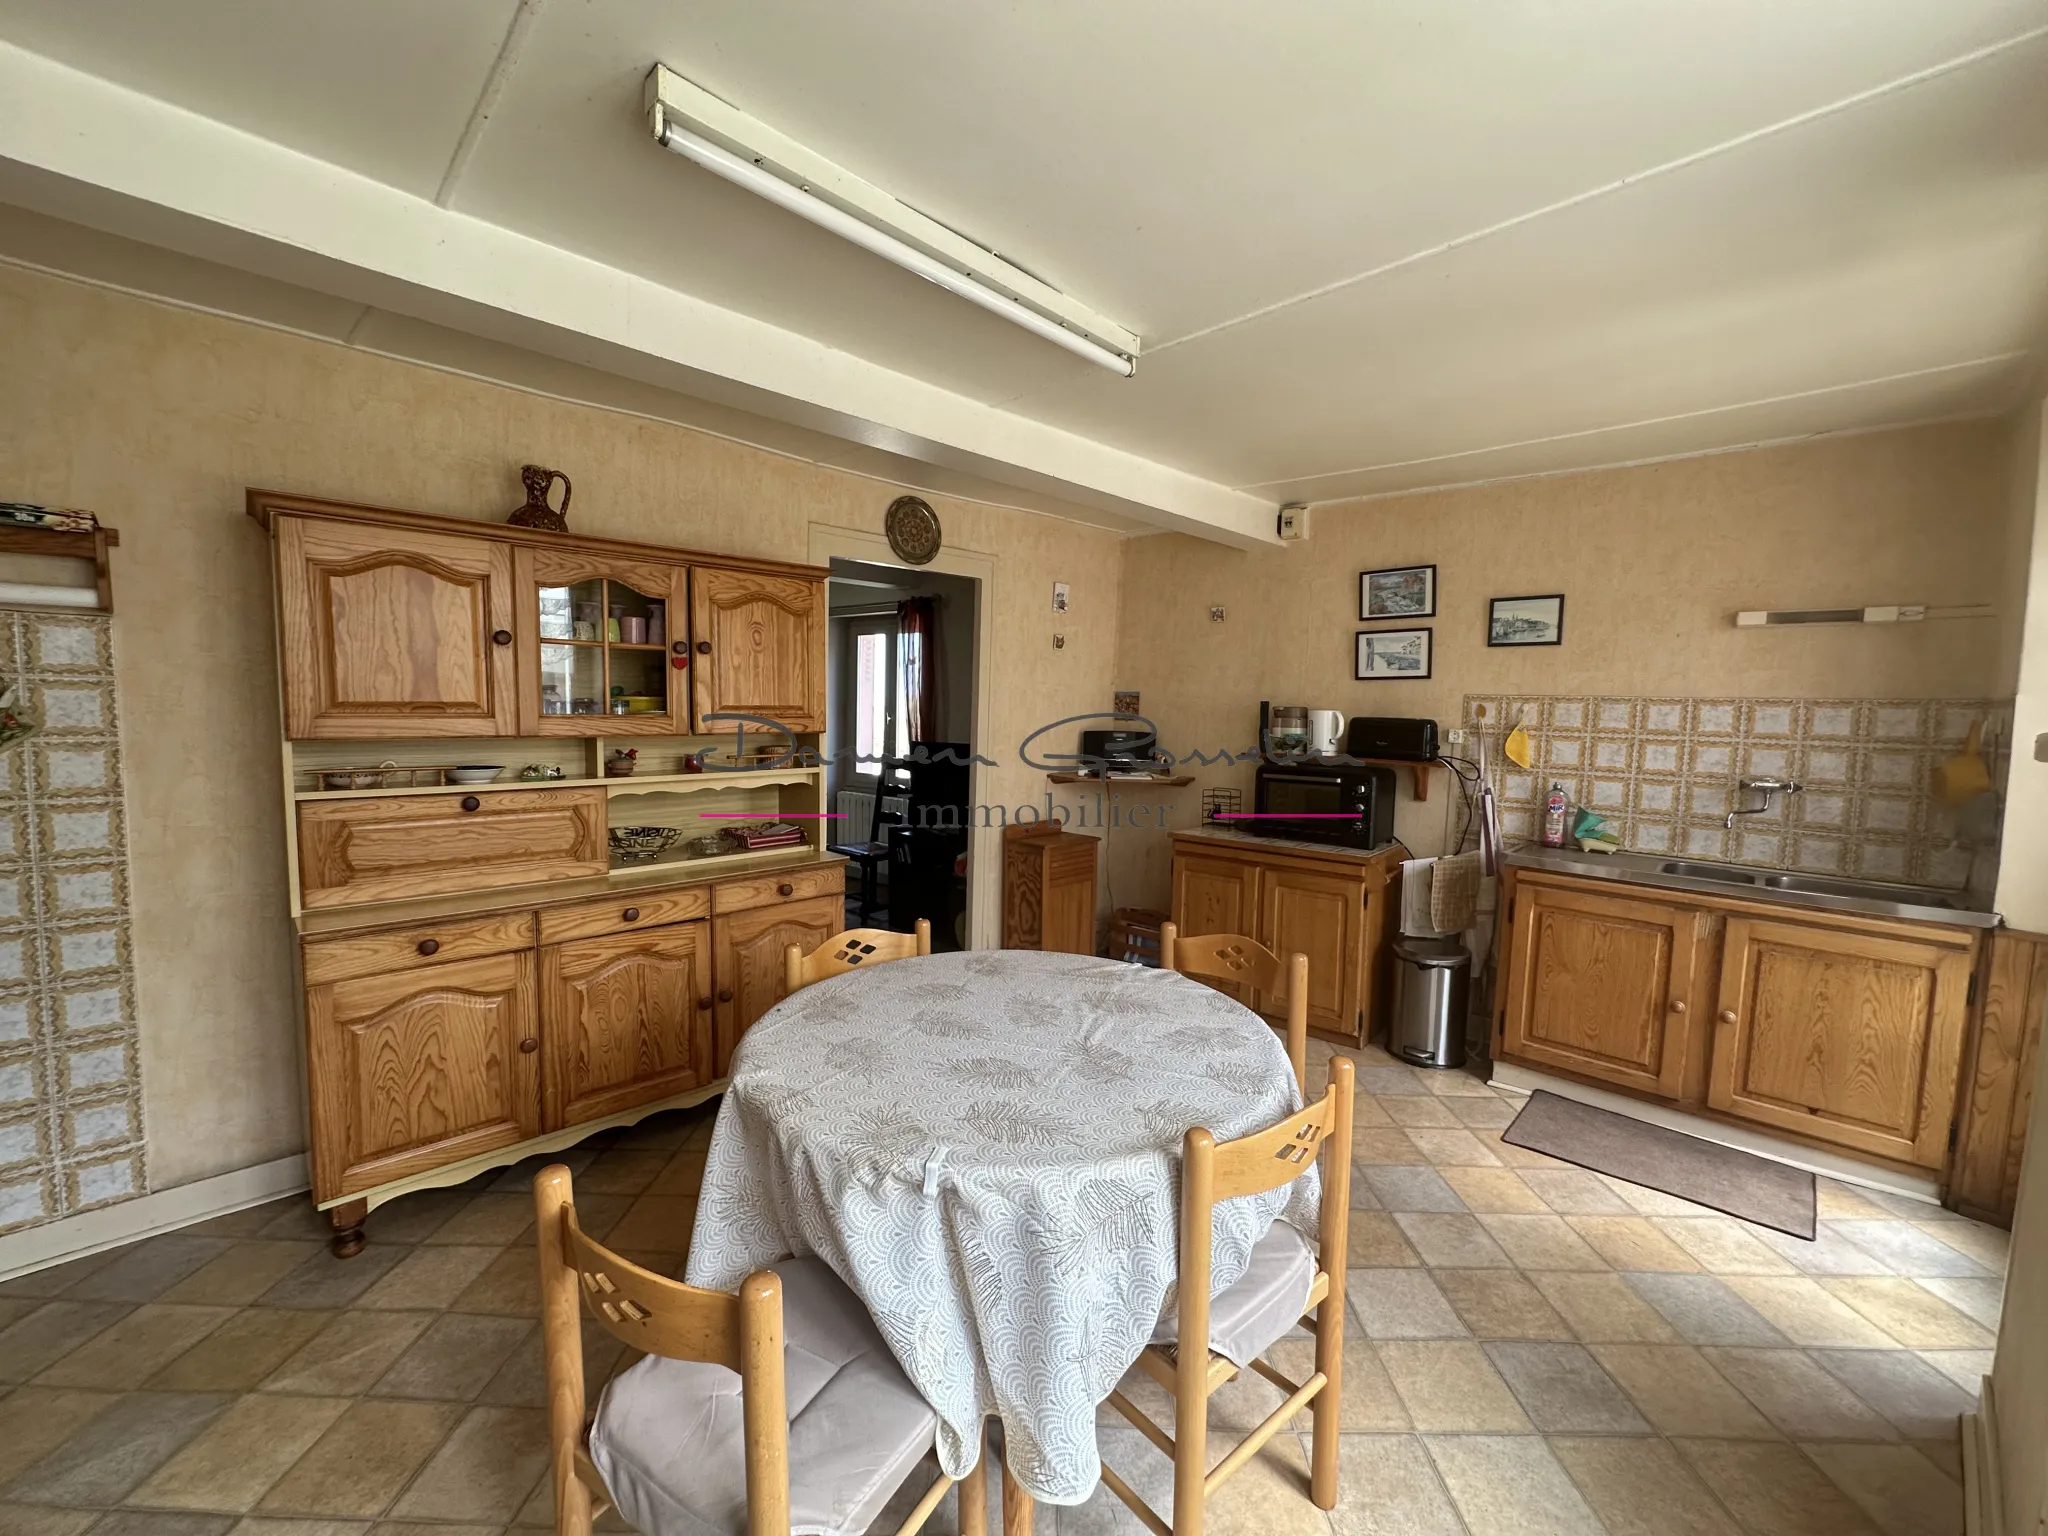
left=1708, top=915, right=1974, bottom=1167
left=1171, top=853, right=1263, bottom=1005
left=1259, top=866, right=1363, bottom=1034
left=539, top=922, right=712, bottom=1128
left=691, top=567, right=826, bottom=734
left=515, top=547, right=690, bottom=735
left=304, top=951, right=539, bottom=1200
left=1500, top=880, right=1704, bottom=1099
left=712, top=894, right=842, bottom=1074
left=275, top=515, right=516, bottom=738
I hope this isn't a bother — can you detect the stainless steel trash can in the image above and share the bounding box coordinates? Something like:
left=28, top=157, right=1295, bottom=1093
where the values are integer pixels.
left=1390, top=935, right=1471, bottom=1069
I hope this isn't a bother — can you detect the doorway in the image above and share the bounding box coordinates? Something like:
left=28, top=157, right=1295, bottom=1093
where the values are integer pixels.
left=825, top=557, right=980, bottom=950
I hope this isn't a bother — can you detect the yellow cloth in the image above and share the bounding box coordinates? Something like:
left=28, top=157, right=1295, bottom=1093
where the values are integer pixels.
left=1503, top=722, right=1534, bottom=769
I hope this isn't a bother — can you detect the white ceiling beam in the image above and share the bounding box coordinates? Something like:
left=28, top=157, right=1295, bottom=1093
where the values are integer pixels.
left=0, top=38, right=1279, bottom=547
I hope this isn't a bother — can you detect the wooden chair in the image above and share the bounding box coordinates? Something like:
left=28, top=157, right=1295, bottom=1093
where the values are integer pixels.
left=1159, top=922, right=1309, bottom=1093
left=785, top=918, right=931, bottom=993
left=534, top=1164, right=983, bottom=1536
left=1100, top=1056, right=1354, bottom=1536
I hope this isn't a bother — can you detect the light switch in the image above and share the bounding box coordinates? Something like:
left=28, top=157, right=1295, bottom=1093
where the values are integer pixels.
left=2036, top=732, right=2048, bottom=763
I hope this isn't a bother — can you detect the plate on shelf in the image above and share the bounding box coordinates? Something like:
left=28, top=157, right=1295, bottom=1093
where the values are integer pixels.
left=448, top=765, right=504, bottom=785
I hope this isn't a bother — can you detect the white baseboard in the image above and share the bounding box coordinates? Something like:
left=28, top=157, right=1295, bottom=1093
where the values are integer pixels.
left=1964, top=1375, right=2003, bottom=1536
left=1489, top=1062, right=1943, bottom=1203
left=0, top=1153, right=309, bottom=1282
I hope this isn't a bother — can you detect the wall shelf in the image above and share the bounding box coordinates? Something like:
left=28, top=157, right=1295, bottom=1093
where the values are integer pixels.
left=1046, top=772, right=1195, bottom=787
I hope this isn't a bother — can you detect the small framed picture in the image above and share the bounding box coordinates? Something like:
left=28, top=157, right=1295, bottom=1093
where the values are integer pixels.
left=1356, top=627, right=1432, bottom=680
left=1359, top=563, right=1436, bottom=620
left=1052, top=582, right=1070, bottom=613
left=1488, top=593, right=1565, bottom=647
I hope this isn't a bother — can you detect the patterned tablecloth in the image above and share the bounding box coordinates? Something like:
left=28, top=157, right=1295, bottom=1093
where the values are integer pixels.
left=684, top=949, right=1317, bottom=1504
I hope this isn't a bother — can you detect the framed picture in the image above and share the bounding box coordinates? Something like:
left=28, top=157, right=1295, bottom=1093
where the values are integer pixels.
left=1355, top=627, right=1432, bottom=680
left=1359, top=563, right=1437, bottom=620
left=1488, top=593, right=1565, bottom=647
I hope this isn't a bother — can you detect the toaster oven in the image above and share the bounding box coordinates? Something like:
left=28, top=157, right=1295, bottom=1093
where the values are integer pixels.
left=1251, top=761, right=1397, bottom=848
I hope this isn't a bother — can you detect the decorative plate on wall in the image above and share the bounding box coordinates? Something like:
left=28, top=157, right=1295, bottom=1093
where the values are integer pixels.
left=885, top=495, right=942, bottom=565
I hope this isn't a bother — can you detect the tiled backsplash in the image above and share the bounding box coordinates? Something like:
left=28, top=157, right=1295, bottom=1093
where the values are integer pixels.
left=1461, top=695, right=2013, bottom=890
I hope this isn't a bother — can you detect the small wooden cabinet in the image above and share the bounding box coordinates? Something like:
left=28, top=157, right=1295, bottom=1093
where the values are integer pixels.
left=1004, top=825, right=1100, bottom=955
left=540, top=922, right=712, bottom=1127
left=304, top=949, right=540, bottom=1199
left=1261, top=865, right=1370, bottom=1034
left=690, top=567, right=827, bottom=733
left=712, top=893, right=842, bottom=1074
left=1171, top=852, right=1261, bottom=1005
left=275, top=515, right=518, bottom=739
left=514, top=547, right=690, bottom=735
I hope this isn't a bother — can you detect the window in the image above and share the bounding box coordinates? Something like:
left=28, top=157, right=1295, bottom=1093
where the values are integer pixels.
left=849, top=619, right=910, bottom=778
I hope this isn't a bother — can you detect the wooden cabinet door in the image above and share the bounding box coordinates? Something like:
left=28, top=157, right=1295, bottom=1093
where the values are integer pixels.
left=689, top=568, right=826, bottom=734
left=1501, top=882, right=1705, bottom=1099
left=297, top=788, right=608, bottom=909
left=540, top=922, right=712, bottom=1129
left=1170, top=852, right=1263, bottom=1005
left=275, top=515, right=516, bottom=739
left=1260, top=866, right=1364, bottom=1034
left=513, top=547, right=690, bottom=736
left=712, top=893, right=841, bottom=1074
left=1040, top=837, right=1099, bottom=955
left=305, top=951, right=539, bottom=1201
left=1708, top=916, right=1975, bottom=1168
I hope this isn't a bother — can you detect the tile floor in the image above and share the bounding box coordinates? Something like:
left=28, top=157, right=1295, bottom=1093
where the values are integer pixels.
left=0, top=1035, right=2002, bottom=1536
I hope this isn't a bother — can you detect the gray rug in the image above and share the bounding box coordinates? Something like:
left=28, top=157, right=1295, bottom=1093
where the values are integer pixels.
left=1501, top=1090, right=1816, bottom=1239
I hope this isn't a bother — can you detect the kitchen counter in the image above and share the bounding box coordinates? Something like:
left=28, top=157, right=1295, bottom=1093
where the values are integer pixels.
left=1175, top=823, right=1405, bottom=864
left=1503, top=844, right=1996, bottom=930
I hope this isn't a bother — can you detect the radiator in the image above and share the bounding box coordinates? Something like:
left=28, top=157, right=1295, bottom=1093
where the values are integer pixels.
left=834, top=791, right=908, bottom=843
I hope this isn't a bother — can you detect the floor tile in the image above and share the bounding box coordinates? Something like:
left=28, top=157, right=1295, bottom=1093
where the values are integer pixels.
left=1444, top=1096, right=1517, bottom=1131
left=1566, top=1216, right=1700, bottom=1272
left=0, top=1387, right=120, bottom=1485
left=1829, top=1221, right=1992, bottom=1279
left=0, top=1297, right=35, bottom=1332
left=1351, top=1131, right=1428, bottom=1168
left=0, top=1506, right=100, bottom=1536
left=1425, top=1434, right=1604, bottom=1536
left=256, top=1401, right=465, bottom=1518
left=1345, top=1213, right=1421, bottom=1268
left=1348, top=1095, right=1396, bottom=1130
left=1917, top=1350, right=1993, bottom=1392
left=486, top=1149, right=597, bottom=1194
left=0, top=1301, right=132, bottom=1383
left=83, top=1514, right=236, bottom=1536
left=1344, top=1270, right=1466, bottom=1340
left=0, top=1248, right=121, bottom=1299
left=65, top=1238, right=234, bottom=1304
left=1360, top=1165, right=1461, bottom=1212
left=1623, top=1273, right=1788, bottom=1346
left=423, top=1195, right=536, bottom=1248
left=599, top=1196, right=696, bottom=1254
left=1326, top=1434, right=1460, bottom=1536
left=1548, top=1434, right=1743, bottom=1535
left=1816, top=1180, right=1898, bottom=1220
left=1590, top=1344, right=1779, bottom=1438
left=1359, top=1067, right=1429, bottom=1097
left=1375, top=1341, right=1529, bottom=1431
left=1820, top=1279, right=1995, bottom=1348
left=567, top=1151, right=673, bottom=1197
left=1700, top=1347, right=1898, bottom=1440
left=1674, top=1439, right=1883, bottom=1536
left=160, top=1244, right=327, bottom=1307
left=1719, top=1276, right=1900, bottom=1348
left=260, top=1313, right=436, bottom=1397
left=1754, top=1225, right=1896, bottom=1276
left=1199, top=1423, right=1328, bottom=1536
left=258, top=1247, right=409, bottom=1311
left=475, top=1319, right=627, bottom=1411
left=1512, top=1169, right=1633, bottom=1216
left=151, top=1311, right=337, bottom=1393
left=5, top=1391, right=232, bottom=1505
left=370, top=1315, right=533, bottom=1401
left=647, top=1149, right=708, bottom=1195
left=1380, top=1095, right=1463, bottom=1128
left=180, top=1202, right=299, bottom=1240
left=1437, top=1167, right=1548, bottom=1213
left=1653, top=1217, right=1799, bottom=1275
left=1476, top=1215, right=1607, bottom=1271
left=353, top=1192, right=474, bottom=1247
left=1529, top=1272, right=1679, bottom=1342
left=386, top=1406, right=551, bottom=1523
left=33, top=1304, right=237, bottom=1390
left=1432, top=1270, right=1575, bottom=1341
left=1913, top=1276, right=2003, bottom=1330
left=1804, top=1442, right=1963, bottom=1536
left=1392, top=1213, right=1513, bottom=1268
left=1403, top=1129, right=1501, bottom=1167
left=449, top=1252, right=541, bottom=1318
left=1909, top=1220, right=2009, bottom=1273
left=1266, top=1338, right=1409, bottom=1431
left=356, top=1248, right=502, bottom=1312
left=1484, top=1341, right=1649, bottom=1432
left=131, top=1395, right=352, bottom=1513
left=1812, top=1351, right=1980, bottom=1440
left=1423, top=1067, right=1497, bottom=1098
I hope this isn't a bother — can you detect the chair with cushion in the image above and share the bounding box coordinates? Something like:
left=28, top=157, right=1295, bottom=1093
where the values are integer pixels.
left=534, top=1164, right=983, bottom=1536
left=784, top=918, right=930, bottom=994
left=1099, top=1056, right=1354, bottom=1536
left=1159, top=922, right=1310, bottom=1093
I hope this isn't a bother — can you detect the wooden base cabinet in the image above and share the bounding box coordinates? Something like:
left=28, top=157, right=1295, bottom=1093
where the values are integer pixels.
left=711, top=893, right=842, bottom=1074
left=1003, top=825, right=1100, bottom=955
left=540, top=922, right=712, bottom=1127
left=305, top=950, right=541, bottom=1202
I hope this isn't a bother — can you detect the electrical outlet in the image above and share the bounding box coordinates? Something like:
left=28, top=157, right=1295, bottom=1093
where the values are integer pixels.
left=1446, top=729, right=1467, bottom=747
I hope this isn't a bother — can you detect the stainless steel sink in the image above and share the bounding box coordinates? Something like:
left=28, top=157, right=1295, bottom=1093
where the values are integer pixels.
left=1658, top=860, right=1759, bottom=885
left=1761, top=873, right=1960, bottom=909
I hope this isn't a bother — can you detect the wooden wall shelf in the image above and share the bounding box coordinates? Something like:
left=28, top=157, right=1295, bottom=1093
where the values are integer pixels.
left=1046, top=772, right=1195, bottom=787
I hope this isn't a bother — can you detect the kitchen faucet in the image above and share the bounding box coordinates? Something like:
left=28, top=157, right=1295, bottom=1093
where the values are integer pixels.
left=1726, top=777, right=1804, bottom=829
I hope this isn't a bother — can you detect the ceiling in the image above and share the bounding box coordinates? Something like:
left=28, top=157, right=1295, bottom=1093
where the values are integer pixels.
left=0, top=0, right=2044, bottom=533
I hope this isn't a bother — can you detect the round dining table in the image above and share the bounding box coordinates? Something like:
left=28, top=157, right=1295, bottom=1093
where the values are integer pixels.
left=684, top=948, right=1319, bottom=1512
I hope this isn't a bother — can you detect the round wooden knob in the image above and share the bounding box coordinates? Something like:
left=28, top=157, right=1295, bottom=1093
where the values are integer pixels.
left=699, top=996, right=714, bottom=1010
left=417, top=938, right=440, bottom=956
left=777, top=882, right=794, bottom=896
left=696, top=640, right=712, bottom=654
left=519, top=1037, right=539, bottom=1053
left=621, top=907, right=640, bottom=922
left=460, top=795, right=481, bottom=812
left=492, top=629, right=512, bottom=646
left=717, top=988, right=733, bottom=1003
left=1669, top=999, right=1687, bottom=1014
left=671, top=641, right=689, bottom=655
left=1718, top=1008, right=1738, bottom=1024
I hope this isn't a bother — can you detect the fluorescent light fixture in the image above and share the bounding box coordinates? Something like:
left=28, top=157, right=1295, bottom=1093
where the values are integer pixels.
left=645, top=65, right=1138, bottom=376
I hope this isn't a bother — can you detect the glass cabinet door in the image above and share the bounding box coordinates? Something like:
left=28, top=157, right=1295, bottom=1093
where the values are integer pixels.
left=516, top=551, right=688, bottom=736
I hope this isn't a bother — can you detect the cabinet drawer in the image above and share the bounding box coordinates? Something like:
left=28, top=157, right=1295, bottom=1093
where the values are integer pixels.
left=538, top=887, right=712, bottom=945
left=713, top=864, right=844, bottom=914
left=298, top=788, right=607, bottom=909
left=302, top=911, right=536, bottom=985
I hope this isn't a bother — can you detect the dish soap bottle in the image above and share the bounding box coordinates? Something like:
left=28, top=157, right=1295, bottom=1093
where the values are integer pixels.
left=1542, top=781, right=1570, bottom=848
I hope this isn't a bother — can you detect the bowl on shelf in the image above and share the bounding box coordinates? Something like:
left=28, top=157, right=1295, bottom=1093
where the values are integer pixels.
left=608, top=825, right=685, bottom=863
left=620, top=695, right=662, bottom=714
left=447, top=765, right=505, bottom=785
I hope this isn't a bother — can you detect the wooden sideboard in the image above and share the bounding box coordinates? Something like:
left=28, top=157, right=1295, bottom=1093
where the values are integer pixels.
left=1002, top=824, right=1099, bottom=953
left=1167, top=829, right=1404, bottom=1046
left=254, top=490, right=841, bottom=1252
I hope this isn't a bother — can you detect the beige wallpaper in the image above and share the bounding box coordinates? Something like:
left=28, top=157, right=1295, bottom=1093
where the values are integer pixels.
left=0, top=262, right=1125, bottom=1193
left=1108, top=420, right=2025, bottom=909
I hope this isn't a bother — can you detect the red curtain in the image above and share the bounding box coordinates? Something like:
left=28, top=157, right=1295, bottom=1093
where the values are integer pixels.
left=898, top=596, right=937, bottom=743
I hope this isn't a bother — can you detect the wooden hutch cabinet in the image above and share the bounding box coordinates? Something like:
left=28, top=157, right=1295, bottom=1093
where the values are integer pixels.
left=252, top=489, right=843, bottom=1254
